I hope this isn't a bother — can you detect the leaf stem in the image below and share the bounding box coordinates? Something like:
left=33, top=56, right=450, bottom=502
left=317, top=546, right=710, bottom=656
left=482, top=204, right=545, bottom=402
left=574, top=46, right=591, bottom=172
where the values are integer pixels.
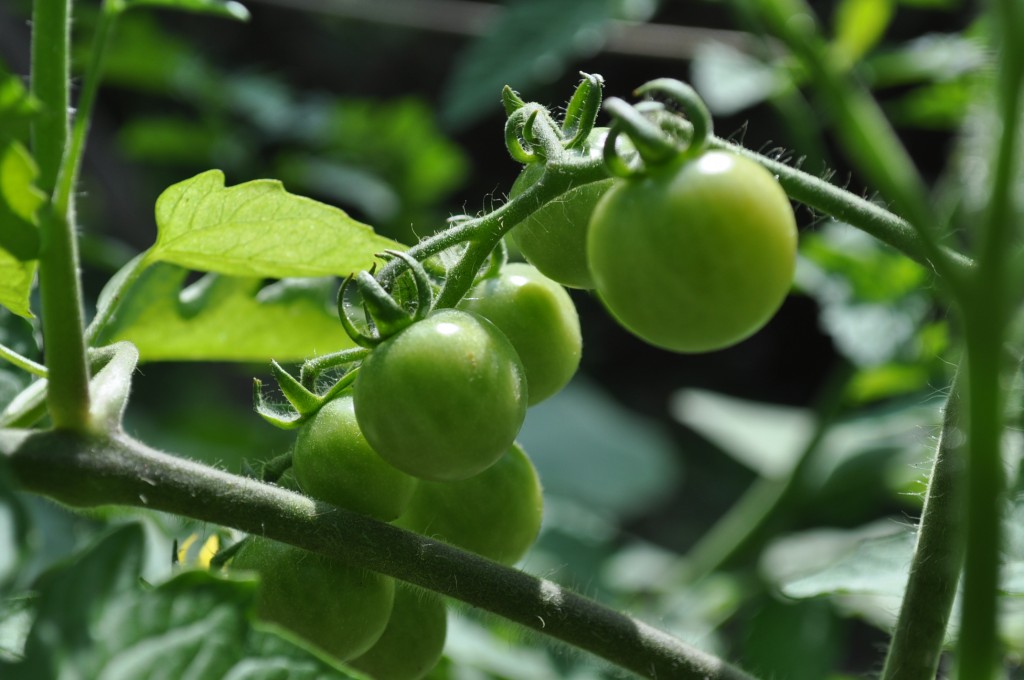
left=881, top=371, right=965, bottom=680
left=0, top=343, right=47, bottom=378
left=5, top=430, right=758, bottom=680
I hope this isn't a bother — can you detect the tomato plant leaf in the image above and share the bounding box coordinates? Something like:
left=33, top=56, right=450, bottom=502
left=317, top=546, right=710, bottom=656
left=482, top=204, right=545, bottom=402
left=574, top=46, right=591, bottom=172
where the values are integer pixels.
left=122, top=0, right=250, bottom=21
left=0, top=251, right=36, bottom=320
left=832, top=0, right=894, bottom=63
left=0, top=142, right=43, bottom=263
left=691, top=43, right=788, bottom=116
left=4, top=523, right=365, bottom=679
left=0, top=65, right=39, bottom=146
left=515, top=378, right=681, bottom=519
left=149, top=170, right=400, bottom=279
left=95, top=261, right=355, bottom=362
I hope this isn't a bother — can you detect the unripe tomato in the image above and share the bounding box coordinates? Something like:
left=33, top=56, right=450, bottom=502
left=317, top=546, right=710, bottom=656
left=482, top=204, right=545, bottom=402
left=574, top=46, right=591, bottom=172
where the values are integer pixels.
left=231, top=537, right=395, bottom=661
left=458, top=263, right=581, bottom=405
left=348, top=586, right=448, bottom=680
left=395, top=444, right=542, bottom=565
left=509, top=129, right=618, bottom=290
left=292, top=395, right=418, bottom=521
left=353, top=309, right=527, bottom=482
left=587, top=151, right=797, bottom=353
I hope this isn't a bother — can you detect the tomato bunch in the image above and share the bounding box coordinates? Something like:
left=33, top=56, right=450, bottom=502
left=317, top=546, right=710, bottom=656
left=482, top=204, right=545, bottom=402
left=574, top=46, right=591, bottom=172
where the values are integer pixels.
left=234, top=77, right=797, bottom=678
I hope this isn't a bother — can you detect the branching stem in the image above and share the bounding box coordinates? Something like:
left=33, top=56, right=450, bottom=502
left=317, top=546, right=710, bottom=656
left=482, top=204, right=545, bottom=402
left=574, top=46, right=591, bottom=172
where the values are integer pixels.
left=4, top=430, right=759, bottom=680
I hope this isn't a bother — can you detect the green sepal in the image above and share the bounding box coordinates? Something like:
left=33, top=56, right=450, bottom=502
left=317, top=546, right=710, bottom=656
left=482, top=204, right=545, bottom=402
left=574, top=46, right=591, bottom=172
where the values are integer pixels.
left=355, top=271, right=414, bottom=338
left=253, top=378, right=305, bottom=430
left=270, top=360, right=322, bottom=416
left=87, top=341, right=140, bottom=433
left=502, top=85, right=527, bottom=116
left=562, top=72, right=604, bottom=149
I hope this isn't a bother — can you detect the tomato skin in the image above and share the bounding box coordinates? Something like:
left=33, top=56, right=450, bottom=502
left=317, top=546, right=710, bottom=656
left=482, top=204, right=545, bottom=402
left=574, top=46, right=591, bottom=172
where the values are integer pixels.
left=587, top=151, right=797, bottom=353
left=458, top=263, right=581, bottom=405
left=292, top=395, right=418, bottom=521
left=231, top=537, right=395, bottom=661
left=394, top=443, right=542, bottom=565
left=509, top=129, right=618, bottom=290
left=348, top=586, right=447, bottom=680
left=353, top=309, right=527, bottom=482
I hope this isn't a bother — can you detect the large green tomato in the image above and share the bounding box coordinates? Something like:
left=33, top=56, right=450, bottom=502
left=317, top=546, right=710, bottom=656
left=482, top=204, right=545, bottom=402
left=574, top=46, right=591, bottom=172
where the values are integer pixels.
left=292, top=395, right=418, bottom=521
left=509, top=129, right=616, bottom=290
left=348, top=586, right=448, bottom=680
left=231, top=537, right=395, bottom=661
left=394, top=443, right=542, bottom=565
left=458, top=263, right=581, bottom=405
left=587, top=151, right=797, bottom=353
left=353, top=309, right=527, bottom=482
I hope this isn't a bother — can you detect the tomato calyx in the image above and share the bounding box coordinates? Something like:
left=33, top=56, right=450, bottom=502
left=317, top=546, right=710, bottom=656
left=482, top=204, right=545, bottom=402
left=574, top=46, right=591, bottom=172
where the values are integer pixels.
left=601, top=78, right=715, bottom=178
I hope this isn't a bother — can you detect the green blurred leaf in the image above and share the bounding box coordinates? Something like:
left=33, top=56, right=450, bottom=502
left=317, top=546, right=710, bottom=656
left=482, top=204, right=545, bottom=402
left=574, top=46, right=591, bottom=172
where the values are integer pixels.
left=516, top=378, right=682, bottom=519
left=888, top=78, right=975, bottom=129
left=691, top=43, right=788, bottom=116
left=671, top=389, right=814, bottom=478
left=148, top=170, right=400, bottom=278
left=117, top=117, right=236, bottom=166
left=122, top=0, right=250, bottom=21
left=743, top=598, right=841, bottom=680
left=866, top=33, right=987, bottom=87
left=95, top=261, right=356, bottom=362
left=5, top=524, right=363, bottom=678
left=0, top=64, right=39, bottom=147
left=0, top=456, right=28, bottom=592
left=441, top=0, right=614, bottom=128
left=0, top=251, right=36, bottom=320
left=779, top=529, right=914, bottom=599
left=832, top=0, right=894, bottom=62
left=0, top=142, right=44, bottom=262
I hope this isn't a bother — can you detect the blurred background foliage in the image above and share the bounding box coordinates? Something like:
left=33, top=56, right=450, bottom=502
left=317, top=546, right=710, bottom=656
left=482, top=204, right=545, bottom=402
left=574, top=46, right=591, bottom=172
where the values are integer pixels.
left=0, top=0, right=1004, bottom=677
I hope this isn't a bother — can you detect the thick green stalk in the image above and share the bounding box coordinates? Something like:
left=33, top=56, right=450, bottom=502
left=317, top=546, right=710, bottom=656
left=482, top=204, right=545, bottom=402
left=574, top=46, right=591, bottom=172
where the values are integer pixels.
left=31, top=0, right=92, bottom=430
left=4, top=430, right=759, bottom=680
left=881, top=373, right=965, bottom=679
left=954, top=0, right=1023, bottom=674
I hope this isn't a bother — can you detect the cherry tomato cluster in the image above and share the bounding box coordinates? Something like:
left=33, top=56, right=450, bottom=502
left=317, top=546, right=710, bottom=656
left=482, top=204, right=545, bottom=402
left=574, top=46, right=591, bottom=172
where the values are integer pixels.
left=236, top=259, right=579, bottom=677
left=234, top=77, right=797, bottom=678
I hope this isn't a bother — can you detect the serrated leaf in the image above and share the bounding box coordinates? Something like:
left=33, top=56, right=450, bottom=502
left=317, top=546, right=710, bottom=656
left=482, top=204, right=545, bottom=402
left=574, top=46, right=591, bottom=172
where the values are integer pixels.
left=123, top=0, right=250, bottom=21
left=441, top=0, right=613, bottom=128
left=149, top=170, right=400, bottom=279
left=9, top=524, right=363, bottom=679
left=832, top=0, right=894, bottom=62
left=95, top=261, right=355, bottom=362
left=0, top=141, right=43, bottom=261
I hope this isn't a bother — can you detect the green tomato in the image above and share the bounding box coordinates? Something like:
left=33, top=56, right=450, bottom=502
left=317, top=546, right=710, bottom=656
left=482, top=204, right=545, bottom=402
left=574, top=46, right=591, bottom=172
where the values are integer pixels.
left=587, top=151, right=797, bottom=353
left=353, top=309, right=527, bottom=482
left=459, top=263, right=581, bottom=405
left=232, top=537, right=395, bottom=661
left=348, top=586, right=447, bottom=680
left=509, top=129, right=617, bottom=290
left=394, top=443, right=542, bottom=565
left=292, top=395, right=418, bottom=521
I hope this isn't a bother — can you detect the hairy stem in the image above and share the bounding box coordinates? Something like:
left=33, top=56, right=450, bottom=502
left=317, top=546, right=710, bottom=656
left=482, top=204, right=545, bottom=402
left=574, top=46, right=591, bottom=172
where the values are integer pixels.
left=0, top=344, right=47, bottom=378
left=881, top=372, right=965, bottom=680
left=31, top=0, right=91, bottom=430
left=4, top=429, right=757, bottom=680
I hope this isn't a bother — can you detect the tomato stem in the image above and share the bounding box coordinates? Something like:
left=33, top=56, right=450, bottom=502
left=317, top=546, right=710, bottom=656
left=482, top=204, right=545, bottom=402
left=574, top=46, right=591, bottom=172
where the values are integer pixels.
left=5, top=429, right=760, bottom=680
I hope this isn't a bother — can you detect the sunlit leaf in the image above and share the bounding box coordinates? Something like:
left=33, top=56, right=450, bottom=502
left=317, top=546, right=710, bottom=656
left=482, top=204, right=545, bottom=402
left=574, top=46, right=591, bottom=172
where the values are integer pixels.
left=0, top=250, right=35, bottom=320
left=122, top=0, right=250, bottom=21
left=0, top=142, right=44, bottom=262
left=95, top=261, right=356, bottom=362
left=148, top=170, right=400, bottom=278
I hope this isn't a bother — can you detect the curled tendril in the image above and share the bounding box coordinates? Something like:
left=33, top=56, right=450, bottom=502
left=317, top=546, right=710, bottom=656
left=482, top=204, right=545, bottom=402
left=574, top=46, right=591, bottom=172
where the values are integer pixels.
left=602, top=97, right=679, bottom=177
left=336, top=275, right=382, bottom=348
left=382, top=249, right=435, bottom=323
left=505, top=104, right=563, bottom=164
left=634, top=78, right=713, bottom=159
left=505, top=106, right=543, bottom=164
